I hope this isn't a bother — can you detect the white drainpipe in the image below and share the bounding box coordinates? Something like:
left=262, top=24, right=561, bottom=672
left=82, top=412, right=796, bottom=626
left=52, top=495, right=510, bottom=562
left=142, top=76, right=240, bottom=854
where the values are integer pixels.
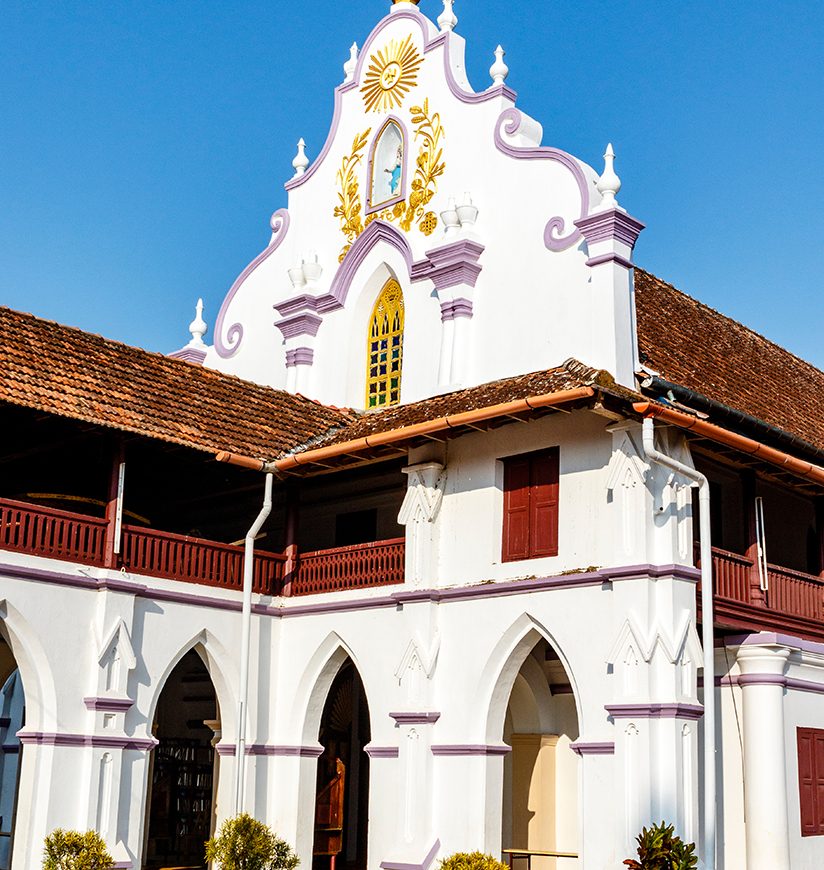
left=234, top=472, right=274, bottom=815
left=640, top=418, right=716, bottom=870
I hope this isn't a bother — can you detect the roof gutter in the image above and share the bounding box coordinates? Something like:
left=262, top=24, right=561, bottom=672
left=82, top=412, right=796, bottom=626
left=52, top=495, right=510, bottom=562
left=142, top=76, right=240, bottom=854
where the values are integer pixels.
left=641, top=374, right=824, bottom=466
left=633, top=401, right=824, bottom=488
left=216, top=386, right=596, bottom=473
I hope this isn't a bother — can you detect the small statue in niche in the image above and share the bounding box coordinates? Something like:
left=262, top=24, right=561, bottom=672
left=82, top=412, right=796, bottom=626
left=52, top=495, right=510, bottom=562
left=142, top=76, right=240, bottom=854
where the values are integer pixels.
left=385, top=144, right=403, bottom=197
left=371, top=121, right=404, bottom=208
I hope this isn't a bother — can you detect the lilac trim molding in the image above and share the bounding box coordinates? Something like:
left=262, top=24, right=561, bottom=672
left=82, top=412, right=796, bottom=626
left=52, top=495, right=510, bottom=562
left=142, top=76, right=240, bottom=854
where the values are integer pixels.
left=285, top=347, right=315, bottom=367
left=440, top=298, right=474, bottom=322
left=1, top=558, right=700, bottom=622
left=274, top=312, right=322, bottom=340
left=585, top=253, right=635, bottom=270
left=570, top=741, right=615, bottom=756
left=365, top=745, right=400, bottom=759
left=494, top=109, right=590, bottom=252
left=214, top=209, right=290, bottom=358
left=574, top=209, right=645, bottom=249
left=381, top=840, right=442, bottom=870
left=366, top=116, right=409, bottom=216
left=731, top=632, right=824, bottom=657
left=18, top=732, right=157, bottom=751
left=390, top=712, right=441, bottom=725
left=216, top=743, right=324, bottom=758
left=323, top=220, right=414, bottom=313
left=606, top=703, right=704, bottom=721
left=83, top=697, right=134, bottom=713
left=168, top=346, right=207, bottom=365
left=284, top=9, right=516, bottom=192
left=413, top=240, right=485, bottom=292
left=431, top=744, right=511, bottom=756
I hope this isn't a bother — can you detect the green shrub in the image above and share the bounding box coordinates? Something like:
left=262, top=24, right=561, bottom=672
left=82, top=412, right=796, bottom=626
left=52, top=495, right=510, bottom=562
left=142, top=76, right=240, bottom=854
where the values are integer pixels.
left=439, top=853, right=509, bottom=870
left=205, top=814, right=300, bottom=870
left=623, top=822, right=698, bottom=870
left=42, top=830, right=114, bottom=870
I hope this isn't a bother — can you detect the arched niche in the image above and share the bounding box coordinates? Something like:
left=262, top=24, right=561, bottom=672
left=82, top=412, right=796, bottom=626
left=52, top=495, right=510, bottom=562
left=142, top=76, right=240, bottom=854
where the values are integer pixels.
left=0, top=638, right=24, bottom=870
left=144, top=649, right=220, bottom=869
left=367, top=117, right=408, bottom=215
left=312, top=658, right=372, bottom=870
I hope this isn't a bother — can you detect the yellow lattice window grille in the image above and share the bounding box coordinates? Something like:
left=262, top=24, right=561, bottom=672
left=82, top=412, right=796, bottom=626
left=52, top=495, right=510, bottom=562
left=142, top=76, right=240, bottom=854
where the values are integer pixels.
left=366, top=279, right=404, bottom=408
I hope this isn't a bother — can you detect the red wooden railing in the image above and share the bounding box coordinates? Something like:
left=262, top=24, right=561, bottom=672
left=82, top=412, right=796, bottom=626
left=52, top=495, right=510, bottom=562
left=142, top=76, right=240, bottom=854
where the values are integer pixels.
left=121, top=525, right=285, bottom=594
left=293, top=537, right=406, bottom=596
left=697, top=545, right=824, bottom=630
left=0, top=497, right=106, bottom=566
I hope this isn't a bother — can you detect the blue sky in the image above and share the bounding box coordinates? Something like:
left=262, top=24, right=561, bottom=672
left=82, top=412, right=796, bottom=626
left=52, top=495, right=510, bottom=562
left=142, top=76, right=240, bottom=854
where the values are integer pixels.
left=2, top=1, right=822, bottom=367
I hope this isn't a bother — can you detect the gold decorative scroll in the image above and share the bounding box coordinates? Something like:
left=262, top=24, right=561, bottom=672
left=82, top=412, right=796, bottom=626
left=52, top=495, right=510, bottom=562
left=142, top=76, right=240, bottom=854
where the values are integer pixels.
left=361, top=35, right=423, bottom=114
left=335, top=100, right=446, bottom=260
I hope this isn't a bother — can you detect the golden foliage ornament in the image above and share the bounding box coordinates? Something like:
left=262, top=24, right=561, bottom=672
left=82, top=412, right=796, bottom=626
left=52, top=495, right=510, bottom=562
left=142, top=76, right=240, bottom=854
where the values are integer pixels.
left=361, top=35, right=424, bottom=114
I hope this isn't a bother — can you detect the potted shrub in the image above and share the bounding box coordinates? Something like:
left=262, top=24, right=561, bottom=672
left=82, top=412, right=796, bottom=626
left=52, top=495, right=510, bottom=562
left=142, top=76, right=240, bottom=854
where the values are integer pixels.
left=205, top=814, right=300, bottom=870
left=439, top=853, right=509, bottom=870
left=624, top=822, right=697, bottom=869
left=43, top=830, right=114, bottom=870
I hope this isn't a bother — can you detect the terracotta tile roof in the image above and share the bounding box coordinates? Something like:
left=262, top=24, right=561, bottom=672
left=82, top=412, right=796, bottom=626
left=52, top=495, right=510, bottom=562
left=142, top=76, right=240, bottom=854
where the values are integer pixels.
left=635, top=269, right=824, bottom=455
left=304, top=359, right=621, bottom=451
left=0, top=306, right=353, bottom=458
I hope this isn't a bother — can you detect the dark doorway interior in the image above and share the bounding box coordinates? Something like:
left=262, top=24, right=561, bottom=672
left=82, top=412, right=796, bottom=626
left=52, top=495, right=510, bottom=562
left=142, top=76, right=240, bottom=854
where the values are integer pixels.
left=0, top=637, right=23, bottom=870
left=145, top=650, right=218, bottom=869
left=313, top=661, right=371, bottom=870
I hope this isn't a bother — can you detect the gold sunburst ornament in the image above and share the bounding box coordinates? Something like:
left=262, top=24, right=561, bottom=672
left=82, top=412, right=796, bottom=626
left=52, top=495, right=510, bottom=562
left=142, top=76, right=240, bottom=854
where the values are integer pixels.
left=361, top=35, right=423, bottom=113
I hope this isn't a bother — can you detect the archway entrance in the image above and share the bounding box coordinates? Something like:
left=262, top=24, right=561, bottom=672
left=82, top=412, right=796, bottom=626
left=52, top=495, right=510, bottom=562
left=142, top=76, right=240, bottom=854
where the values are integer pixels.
left=145, top=650, right=219, bottom=869
left=0, top=636, right=23, bottom=870
left=313, top=660, right=371, bottom=870
left=501, top=639, right=580, bottom=870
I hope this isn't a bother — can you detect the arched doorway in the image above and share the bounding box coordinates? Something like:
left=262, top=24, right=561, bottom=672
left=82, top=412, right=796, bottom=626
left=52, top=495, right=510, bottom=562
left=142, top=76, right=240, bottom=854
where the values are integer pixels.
left=501, top=639, right=580, bottom=870
left=313, top=660, right=371, bottom=870
left=145, top=649, right=219, bottom=869
left=0, top=636, right=24, bottom=870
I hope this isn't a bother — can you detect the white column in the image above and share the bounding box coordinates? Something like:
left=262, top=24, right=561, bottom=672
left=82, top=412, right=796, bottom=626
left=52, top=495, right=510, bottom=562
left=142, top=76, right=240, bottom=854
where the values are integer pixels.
left=737, top=644, right=791, bottom=870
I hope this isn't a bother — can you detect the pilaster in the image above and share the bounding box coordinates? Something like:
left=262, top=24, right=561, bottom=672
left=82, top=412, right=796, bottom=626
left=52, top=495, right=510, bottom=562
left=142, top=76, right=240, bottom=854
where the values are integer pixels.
left=737, top=642, right=792, bottom=870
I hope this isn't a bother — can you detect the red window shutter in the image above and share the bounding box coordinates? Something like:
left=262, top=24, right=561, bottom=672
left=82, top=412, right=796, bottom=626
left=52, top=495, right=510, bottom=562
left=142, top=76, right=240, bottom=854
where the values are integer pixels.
left=814, top=731, right=824, bottom=834
left=530, top=448, right=560, bottom=557
left=503, top=457, right=531, bottom=562
left=798, top=728, right=817, bottom=836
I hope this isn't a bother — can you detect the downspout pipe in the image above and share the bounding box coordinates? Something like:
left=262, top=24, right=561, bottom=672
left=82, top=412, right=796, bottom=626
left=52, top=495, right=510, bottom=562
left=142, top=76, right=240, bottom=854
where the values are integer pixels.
left=234, top=472, right=274, bottom=815
left=639, top=418, right=716, bottom=870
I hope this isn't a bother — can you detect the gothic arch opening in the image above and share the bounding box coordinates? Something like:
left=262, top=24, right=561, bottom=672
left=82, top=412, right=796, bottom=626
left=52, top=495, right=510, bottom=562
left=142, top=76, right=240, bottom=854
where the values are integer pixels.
left=313, top=659, right=371, bottom=870
left=145, top=649, right=219, bottom=869
left=365, top=278, right=404, bottom=409
left=0, top=636, right=23, bottom=870
left=500, top=638, right=580, bottom=869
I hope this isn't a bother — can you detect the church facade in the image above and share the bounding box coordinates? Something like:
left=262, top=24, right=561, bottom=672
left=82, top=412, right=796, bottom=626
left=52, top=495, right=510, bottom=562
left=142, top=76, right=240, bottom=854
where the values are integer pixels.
left=2, top=3, right=824, bottom=870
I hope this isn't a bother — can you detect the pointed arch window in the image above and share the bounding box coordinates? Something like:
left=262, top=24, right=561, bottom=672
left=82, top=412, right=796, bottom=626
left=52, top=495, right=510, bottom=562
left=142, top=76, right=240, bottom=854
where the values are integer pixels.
left=366, top=279, right=404, bottom=408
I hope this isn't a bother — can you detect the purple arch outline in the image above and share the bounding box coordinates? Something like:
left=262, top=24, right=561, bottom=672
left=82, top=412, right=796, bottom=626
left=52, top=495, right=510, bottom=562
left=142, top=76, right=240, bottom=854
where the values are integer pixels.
left=493, top=108, right=592, bottom=252
left=319, top=219, right=414, bottom=313
left=214, top=209, right=291, bottom=359
left=284, top=11, right=516, bottom=193
left=366, top=115, right=410, bottom=216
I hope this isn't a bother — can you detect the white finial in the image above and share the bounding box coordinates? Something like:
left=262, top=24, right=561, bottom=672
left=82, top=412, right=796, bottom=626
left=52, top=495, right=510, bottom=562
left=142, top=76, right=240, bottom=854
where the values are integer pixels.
left=292, top=138, right=309, bottom=177
left=596, top=143, right=622, bottom=210
left=438, top=0, right=458, bottom=33
left=456, top=192, right=479, bottom=229
left=187, top=298, right=207, bottom=348
left=490, top=45, right=509, bottom=86
left=344, top=43, right=359, bottom=82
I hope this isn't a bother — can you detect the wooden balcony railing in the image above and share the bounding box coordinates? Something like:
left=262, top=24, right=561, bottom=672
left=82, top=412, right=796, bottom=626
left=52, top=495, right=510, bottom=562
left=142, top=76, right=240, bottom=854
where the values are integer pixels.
left=121, top=525, right=285, bottom=595
left=292, top=537, right=406, bottom=596
left=0, top=498, right=404, bottom=597
left=697, top=545, right=824, bottom=637
left=0, top=497, right=106, bottom=566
